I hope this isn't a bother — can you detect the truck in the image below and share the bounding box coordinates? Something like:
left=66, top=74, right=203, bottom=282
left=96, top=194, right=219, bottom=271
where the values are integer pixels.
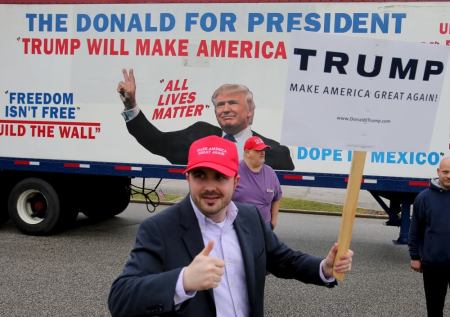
left=1, top=0, right=449, bottom=240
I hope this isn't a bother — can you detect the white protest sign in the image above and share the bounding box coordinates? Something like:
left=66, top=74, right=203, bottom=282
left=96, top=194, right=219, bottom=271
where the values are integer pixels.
left=281, top=32, right=450, bottom=152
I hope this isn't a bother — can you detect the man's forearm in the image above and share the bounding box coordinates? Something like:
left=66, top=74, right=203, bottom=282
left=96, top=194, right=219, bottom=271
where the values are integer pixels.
left=270, top=200, right=280, bottom=227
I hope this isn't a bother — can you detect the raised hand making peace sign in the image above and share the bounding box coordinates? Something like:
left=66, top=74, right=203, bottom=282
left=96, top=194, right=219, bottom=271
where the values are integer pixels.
left=117, top=68, right=137, bottom=110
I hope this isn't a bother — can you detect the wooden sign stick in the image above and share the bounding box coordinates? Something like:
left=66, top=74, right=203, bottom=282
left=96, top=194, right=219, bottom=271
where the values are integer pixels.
left=333, top=150, right=367, bottom=281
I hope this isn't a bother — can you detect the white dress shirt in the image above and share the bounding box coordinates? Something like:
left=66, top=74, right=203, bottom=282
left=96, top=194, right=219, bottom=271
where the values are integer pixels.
left=221, top=126, right=252, bottom=160
left=174, top=198, right=249, bottom=317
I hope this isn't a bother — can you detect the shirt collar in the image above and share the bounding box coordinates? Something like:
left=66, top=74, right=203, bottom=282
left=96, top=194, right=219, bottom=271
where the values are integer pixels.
left=226, top=126, right=252, bottom=144
left=222, top=126, right=252, bottom=160
left=189, top=196, right=238, bottom=230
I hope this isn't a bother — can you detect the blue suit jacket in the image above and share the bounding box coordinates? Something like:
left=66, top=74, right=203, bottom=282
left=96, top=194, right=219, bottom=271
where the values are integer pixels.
left=108, top=197, right=332, bottom=317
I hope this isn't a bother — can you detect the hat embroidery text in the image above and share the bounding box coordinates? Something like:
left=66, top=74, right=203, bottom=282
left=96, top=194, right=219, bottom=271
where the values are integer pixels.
left=197, top=146, right=227, bottom=156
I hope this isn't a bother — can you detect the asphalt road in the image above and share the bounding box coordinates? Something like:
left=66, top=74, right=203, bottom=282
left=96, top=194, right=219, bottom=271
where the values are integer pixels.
left=0, top=203, right=448, bottom=317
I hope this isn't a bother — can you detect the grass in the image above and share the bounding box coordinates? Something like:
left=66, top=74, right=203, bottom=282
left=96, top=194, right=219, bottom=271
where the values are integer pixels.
left=130, top=191, right=385, bottom=217
left=280, top=197, right=385, bottom=217
left=131, top=190, right=180, bottom=203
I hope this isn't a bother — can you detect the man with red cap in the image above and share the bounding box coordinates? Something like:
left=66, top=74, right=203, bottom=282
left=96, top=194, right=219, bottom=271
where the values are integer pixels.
left=109, top=135, right=353, bottom=317
left=233, top=136, right=282, bottom=230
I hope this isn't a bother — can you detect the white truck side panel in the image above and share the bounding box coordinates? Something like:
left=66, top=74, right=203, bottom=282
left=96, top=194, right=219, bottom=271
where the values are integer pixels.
left=0, top=2, right=449, bottom=178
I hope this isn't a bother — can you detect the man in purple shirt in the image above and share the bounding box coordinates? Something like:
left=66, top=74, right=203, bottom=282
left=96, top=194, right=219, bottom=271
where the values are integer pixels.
left=233, top=136, right=282, bottom=229
left=109, top=135, right=354, bottom=317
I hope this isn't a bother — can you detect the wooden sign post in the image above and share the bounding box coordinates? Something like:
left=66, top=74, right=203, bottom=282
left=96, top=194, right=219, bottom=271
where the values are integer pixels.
left=333, top=150, right=367, bottom=281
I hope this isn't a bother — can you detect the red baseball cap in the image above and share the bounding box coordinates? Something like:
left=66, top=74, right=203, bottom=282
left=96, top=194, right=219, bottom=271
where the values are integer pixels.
left=244, top=136, right=271, bottom=151
left=184, top=135, right=238, bottom=176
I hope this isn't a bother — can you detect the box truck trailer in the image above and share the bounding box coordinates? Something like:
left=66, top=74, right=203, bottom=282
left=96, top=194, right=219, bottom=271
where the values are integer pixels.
left=1, top=0, right=449, bottom=238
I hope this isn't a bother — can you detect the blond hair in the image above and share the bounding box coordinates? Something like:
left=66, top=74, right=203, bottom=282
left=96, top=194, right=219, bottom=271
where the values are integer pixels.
left=211, top=84, right=255, bottom=124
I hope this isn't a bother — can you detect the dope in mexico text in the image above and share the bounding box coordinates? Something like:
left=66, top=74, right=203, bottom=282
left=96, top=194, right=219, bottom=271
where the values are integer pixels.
left=297, top=147, right=441, bottom=165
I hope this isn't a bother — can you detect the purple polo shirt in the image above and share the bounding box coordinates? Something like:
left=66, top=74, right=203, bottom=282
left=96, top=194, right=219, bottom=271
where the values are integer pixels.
left=233, top=160, right=282, bottom=224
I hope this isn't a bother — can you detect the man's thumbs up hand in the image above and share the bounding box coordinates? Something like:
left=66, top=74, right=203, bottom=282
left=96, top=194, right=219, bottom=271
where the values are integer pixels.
left=201, top=240, right=215, bottom=256
left=183, top=240, right=225, bottom=292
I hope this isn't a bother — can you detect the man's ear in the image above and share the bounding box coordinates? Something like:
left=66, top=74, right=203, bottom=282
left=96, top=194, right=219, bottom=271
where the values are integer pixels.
left=247, top=109, right=253, bottom=121
left=247, top=104, right=255, bottom=125
left=234, top=175, right=240, bottom=189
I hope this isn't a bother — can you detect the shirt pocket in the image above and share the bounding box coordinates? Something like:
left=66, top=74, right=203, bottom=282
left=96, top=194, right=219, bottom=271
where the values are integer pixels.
left=264, top=188, right=275, bottom=204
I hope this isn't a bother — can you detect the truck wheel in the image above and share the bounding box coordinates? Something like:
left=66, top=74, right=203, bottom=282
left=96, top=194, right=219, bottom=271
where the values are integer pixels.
left=8, top=178, right=61, bottom=235
left=82, top=179, right=130, bottom=220
left=107, top=182, right=131, bottom=216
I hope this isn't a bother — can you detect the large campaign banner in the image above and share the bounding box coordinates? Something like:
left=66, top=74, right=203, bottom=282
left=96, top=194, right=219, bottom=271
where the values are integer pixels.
left=0, top=2, right=449, bottom=178
left=282, top=31, right=449, bottom=152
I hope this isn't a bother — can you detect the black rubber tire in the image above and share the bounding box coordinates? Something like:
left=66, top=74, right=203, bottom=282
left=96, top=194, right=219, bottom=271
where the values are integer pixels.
left=82, top=179, right=130, bottom=220
left=7, top=178, right=62, bottom=235
left=57, top=189, right=80, bottom=228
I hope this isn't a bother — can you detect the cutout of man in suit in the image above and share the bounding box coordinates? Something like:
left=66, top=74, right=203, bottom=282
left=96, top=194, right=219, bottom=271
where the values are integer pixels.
left=108, top=135, right=353, bottom=317
left=118, top=69, right=294, bottom=170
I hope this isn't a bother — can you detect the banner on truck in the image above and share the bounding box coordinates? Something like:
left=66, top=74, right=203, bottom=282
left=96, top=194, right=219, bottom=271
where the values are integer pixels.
left=0, top=2, right=449, bottom=177
left=282, top=31, right=450, bottom=152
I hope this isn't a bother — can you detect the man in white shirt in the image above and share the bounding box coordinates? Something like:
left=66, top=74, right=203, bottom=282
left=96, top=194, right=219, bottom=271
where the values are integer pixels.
left=109, top=135, right=353, bottom=317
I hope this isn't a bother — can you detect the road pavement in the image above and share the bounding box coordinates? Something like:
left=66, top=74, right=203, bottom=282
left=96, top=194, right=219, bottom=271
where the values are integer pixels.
left=0, top=202, right=447, bottom=317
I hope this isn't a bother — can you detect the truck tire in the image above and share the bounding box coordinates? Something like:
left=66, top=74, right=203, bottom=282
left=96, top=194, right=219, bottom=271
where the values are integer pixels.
left=7, top=178, right=62, bottom=235
left=82, top=178, right=130, bottom=220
